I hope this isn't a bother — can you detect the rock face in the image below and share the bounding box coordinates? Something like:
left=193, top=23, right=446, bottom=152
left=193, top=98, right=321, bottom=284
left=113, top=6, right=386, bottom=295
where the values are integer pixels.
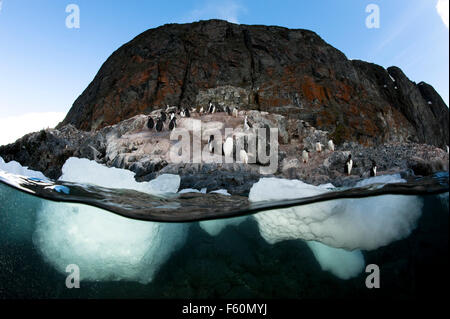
left=58, top=19, right=448, bottom=148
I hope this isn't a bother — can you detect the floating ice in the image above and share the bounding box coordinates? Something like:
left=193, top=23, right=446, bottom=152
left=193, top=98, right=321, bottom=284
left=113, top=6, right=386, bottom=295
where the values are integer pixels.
left=32, top=157, right=187, bottom=283
left=0, top=156, right=48, bottom=180
left=198, top=189, right=247, bottom=235
left=60, top=157, right=180, bottom=195
left=210, top=189, right=231, bottom=196
left=355, top=173, right=405, bottom=187
left=199, top=216, right=248, bottom=236
left=33, top=201, right=187, bottom=284
left=307, top=241, right=365, bottom=280
left=249, top=177, right=423, bottom=251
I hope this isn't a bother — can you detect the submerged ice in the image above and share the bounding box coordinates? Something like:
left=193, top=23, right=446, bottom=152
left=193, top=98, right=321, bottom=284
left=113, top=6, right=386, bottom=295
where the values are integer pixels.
left=33, top=157, right=187, bottom=284
left=248, top=177, right=423, bottom=279
left=33, top=202, right=186, bottom=283
left=249, top=177, right=423, bottom=251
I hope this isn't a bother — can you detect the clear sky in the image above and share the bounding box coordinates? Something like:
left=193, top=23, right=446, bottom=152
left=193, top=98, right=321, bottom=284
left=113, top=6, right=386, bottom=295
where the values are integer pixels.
left=0, top=0, right=448, bottom=145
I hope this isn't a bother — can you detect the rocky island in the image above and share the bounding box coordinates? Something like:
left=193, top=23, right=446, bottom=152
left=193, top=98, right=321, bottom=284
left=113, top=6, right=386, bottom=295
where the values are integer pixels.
left=1, top=19, right=448, bottom=193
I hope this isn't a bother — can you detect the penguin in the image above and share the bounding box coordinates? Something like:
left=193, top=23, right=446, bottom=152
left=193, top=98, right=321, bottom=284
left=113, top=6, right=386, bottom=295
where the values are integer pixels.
left=302, top=148, right=310, bottom=163
left=147, top=116, right=154, bottom=130
left=244, top=116, right=253, bottom=130
left=190, top=107, right=196, bottom=114
left=169, top=117, right=177, bottom=131
left=370, top=160, right=377, bottom=177
left=240, top=149, right=249, bottom=164
left=226, top=106, right=232, bottom=116
left=180, top=109, right=186, bottom=117
left=208, top=135, right=215, bottom=153
left=328, top=140, right=335, bottom=152
left=199, top=106, right=204, bottom=114
left=232, top=107, right=238, bottom=118
left=208, top=101, right=216, bottom=114
left=156, top=118, right=164, bottom=132
left=447, top=145, right=449, bottom=153
left=344, top=154, right=353, bottom=175
left=185, top=108, right=191, bottom=118
left=223, top=136, right=234, bottom=158
left=315, top=142, right=323, bottom=153
left=208, top=101, right=213, bottom=113
left=161, top=111, right=167, bottom=122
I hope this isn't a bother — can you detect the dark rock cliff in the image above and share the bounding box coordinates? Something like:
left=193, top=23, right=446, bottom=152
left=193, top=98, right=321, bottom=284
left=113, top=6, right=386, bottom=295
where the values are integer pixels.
left=57, top=19, right=448, bottom=148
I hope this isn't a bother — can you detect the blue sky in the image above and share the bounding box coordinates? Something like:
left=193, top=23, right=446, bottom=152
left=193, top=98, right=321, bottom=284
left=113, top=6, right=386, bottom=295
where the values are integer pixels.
left=0, top=0, right=448, bottom=144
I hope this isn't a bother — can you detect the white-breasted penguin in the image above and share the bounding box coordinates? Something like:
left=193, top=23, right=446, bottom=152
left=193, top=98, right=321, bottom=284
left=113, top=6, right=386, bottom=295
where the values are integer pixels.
left=302, top=148, right=310, bottom=163
left=232, top=107, right=238, bottom=117
left=328, top=140, right=335, bottom=152
left=244, top=116, right=253, bottom=130
left=370, top=160, right=377, bottom=177
left=344, top=154, right=353, bottom=175
left=223, top=136, right=234, bottom=158
left=156, top=118, right=164, bottom=132
left=315, top=142, right=323, bottom=153
left=239, top=149, right=249, bottom=164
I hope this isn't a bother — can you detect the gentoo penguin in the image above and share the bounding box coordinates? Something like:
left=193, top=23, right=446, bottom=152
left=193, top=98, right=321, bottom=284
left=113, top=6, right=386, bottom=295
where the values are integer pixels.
left=185, top=108, right=191, bottom=118
left=240, top=149, right=249, bottom=164
left=180, top=109, right=186, bottom=117
left=370, top=160, right=377, bottom=177
left=244, top=116, right=253, bottom=130
left=208, top=135, right=215, bottom=153
left=161, top=111, right=167, bottom=122
left=169, top=117, right=177, bottom=131
left=328, top=140, right=335, bottom=152
left=344, top=154, right=353, bottom=175
left=226, top=106, right=232, bottom=116
left=156, top=118, right=164, bottom=132
left=315, top=142, right=323, bottom=153
left=223, top=136, right=234, bottom=158
left=232, top=107, right=238, bottom=117
left=147, top=116, right=154, bottom=130
left=302, top=149, right=310, bottom=163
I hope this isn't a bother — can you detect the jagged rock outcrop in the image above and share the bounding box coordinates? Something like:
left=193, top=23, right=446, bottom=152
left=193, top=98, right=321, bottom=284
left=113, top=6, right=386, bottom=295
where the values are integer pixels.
left=57, top=19, right=448, bottom=148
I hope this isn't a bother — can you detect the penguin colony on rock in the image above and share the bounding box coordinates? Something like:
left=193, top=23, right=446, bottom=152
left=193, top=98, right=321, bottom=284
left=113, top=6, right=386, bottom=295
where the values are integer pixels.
left=147, top=104, right=378, bottom=177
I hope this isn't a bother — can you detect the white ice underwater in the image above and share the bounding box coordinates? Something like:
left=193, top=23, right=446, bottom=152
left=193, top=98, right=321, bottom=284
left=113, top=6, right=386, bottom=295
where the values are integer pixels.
left=0, top=157, right=424, bottom=282
left=31, top=157, right=187, bottom=284
left=200, top=175, right=423, bottom=279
